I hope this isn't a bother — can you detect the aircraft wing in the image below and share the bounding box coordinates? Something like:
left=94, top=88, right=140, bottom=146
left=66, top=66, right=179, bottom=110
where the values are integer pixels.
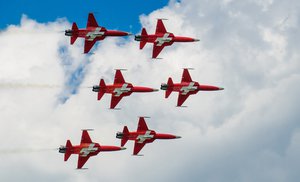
left=152, top=43, right=166, bottom=58
left=155, top=19, right=167, bottom=34
left=84, top=39, right=97, bottom=53
left=77, top=155, right=90, bottom=169
left=114, top=70, right=126, bottom=84
left=181, top=69, right=193, bottom=83
left=110, top=95, right=124, bottom=109
left=87, top=13, right=99, bottom=28
left=177, top=93, right=190, bottom=107
left=81, top=130, right=93, bottom=144
left=137, top=117, right=149, bottom=131
left=133, top=141, right=147, bottom=155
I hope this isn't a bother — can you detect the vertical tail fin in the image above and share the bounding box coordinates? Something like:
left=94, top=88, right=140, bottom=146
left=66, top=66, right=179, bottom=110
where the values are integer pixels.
left=121, top=126, right=129, bottom=147
left=165, top=77, right=173, bottom=98
left=140, top=28, right=148, bottom=49
left=98, top=79, right=106, bottom=100
left=64, top=140, right=73, bottom=161
left=70, top=23, right=78, bottom=45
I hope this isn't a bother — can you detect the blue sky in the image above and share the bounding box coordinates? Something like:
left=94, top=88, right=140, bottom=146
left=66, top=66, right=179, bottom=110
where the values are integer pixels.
left=0, top=0, right=169, bottom=33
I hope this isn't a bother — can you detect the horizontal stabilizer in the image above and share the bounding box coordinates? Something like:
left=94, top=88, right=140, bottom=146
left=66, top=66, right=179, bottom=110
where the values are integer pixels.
left=72, top=22, right=78, bottom=31
left=140, top=28, right=148, bottom=49
left=64, top=140, right=73, bottom=161
left=121, top=126, right=129, bottom=147
left=165, top=77, right=173, bottom=98
left=70, top=23, right=78, bottom=45
left=98, top=79, right=106, bottom=100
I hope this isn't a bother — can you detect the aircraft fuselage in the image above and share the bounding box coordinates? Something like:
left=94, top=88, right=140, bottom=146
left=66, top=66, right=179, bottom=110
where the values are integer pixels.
left=117, top=130, right=180, bottom=144
left=135, top=33, right=199, bottom=46
left=65, top=27, right=130, bottom=40
left=92, top=83, right=158, bottom=97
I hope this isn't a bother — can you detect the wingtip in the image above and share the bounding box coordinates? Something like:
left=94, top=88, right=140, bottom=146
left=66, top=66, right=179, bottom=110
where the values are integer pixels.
left=139, top=116, right=151, bottom=118
left=157, top=18, right=168, bottom=20
left=109, top=107, right=121, bottom=110
left=176, top=105, right=188, bottom=108
left=115, top=68, right=127, bottom=71
left=182, top=67, right=195, bottom=70
left=76, top=167, right=88, bottom=170
left=82, top=129, right=94, bottom=131
left=120, top=147, right=127, bottom=150
left=151, top=57, right=163, bottom=60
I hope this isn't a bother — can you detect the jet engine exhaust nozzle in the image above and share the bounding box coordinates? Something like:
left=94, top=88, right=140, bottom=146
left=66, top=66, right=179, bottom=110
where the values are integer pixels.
left=116, top=132, right=124, bottom=139
left=92, top=85, right=100, bottom=92
left=134, top=35, right=142, bottom=41
left=160, top=83, right=168, bottom=90
left=65, top=29, right=73, bottom=36
left=58, top=145, right=66, bottom=153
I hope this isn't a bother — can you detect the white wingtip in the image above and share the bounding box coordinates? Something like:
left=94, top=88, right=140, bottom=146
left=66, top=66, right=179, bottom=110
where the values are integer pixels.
left=82, top=129, right=94, bottom=131
left=115, top=68, right=127, bottom=71
left=182, top=67, right=195, bottom=70
left=139, top=116, right=151, bottom=119
left=157, top=18, right=168, bottom=20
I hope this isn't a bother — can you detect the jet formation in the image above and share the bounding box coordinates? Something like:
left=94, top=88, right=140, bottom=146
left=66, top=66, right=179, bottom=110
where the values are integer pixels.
left=59, top=13, right=224, bottom=169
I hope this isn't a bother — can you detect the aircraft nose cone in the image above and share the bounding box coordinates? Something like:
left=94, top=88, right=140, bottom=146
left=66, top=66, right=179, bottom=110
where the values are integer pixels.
left=219, top=87, right=224, bottom=90
left=193, top=39, right=200, bottom=42
left=120, top=147, right=127, bottom=150
left=152, top=88, right=159, bottom=92
left=175, top=136, right=182, bottom=139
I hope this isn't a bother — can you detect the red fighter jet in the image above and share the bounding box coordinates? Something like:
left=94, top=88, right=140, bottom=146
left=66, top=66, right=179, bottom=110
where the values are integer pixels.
left=59, top=129, right=126, bottom=169
left=161, top=68, right=224, bottom=107
left=92, top=69, right=159, bottom=109
left=65, top=13, right=131, bottom=53
left=134, top=19, right=200, bottom=58
left=116, top=117, right=181, bottom=156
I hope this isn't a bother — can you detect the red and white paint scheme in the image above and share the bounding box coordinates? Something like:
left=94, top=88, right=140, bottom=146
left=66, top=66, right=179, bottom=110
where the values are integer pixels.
left=116, top=117, right=181, bottom=155
left=65, top=13, right=131, bottom=53
left=161, top=68, right=224, bottom=107
left=134, top=19, right=200, bottom=58
left=59, top=130, right=126, bottom=169
left=92, top=69, right=159, bottom=109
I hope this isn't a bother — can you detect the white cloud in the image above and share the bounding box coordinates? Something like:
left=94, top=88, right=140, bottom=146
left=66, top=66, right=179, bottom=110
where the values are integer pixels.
left=0, top=0, right=300, bottom=181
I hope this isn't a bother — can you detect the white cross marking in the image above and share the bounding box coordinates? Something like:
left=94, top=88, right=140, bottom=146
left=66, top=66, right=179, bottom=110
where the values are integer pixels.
left=80, top=143, right=98, bottom=157
left=137, top=131, right=154, bottom=143
left=180, top=82, right=197, bottom=95
left=155, top=33, right=172, bottom=46
left=86, top=27, right=105, bottom=41
left=113, top=83, right=131, bottom=97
